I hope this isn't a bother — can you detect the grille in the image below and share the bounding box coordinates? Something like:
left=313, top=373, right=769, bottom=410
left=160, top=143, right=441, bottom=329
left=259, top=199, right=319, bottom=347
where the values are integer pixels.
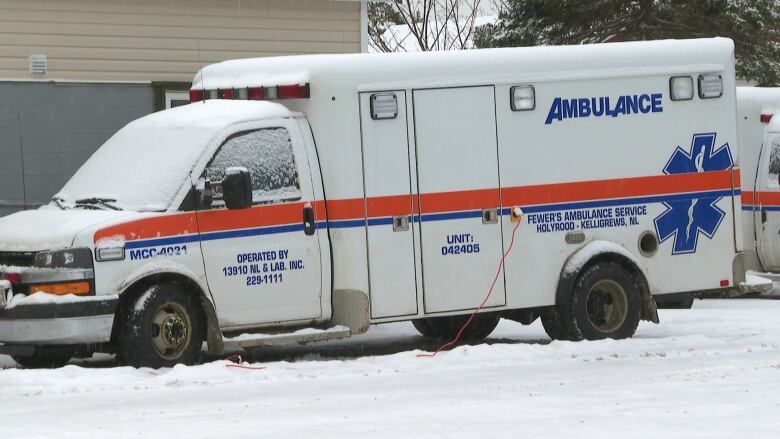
left=0, top=251, right=36, bottom=268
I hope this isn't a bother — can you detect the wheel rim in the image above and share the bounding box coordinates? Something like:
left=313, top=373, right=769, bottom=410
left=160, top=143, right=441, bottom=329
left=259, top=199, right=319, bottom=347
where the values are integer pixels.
left=151, top=302, right=191, bottom=360
left=585, top=279, right=628, bottom=333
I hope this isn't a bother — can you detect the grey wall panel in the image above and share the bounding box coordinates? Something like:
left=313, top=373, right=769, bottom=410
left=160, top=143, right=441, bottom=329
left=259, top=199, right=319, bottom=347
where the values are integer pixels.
left=0, top=81, right=153, bottom=215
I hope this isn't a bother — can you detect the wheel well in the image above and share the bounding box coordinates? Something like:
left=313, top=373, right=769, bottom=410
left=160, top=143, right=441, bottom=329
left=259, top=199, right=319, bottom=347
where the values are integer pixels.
left=556, top=252, right=658, bottom=323
left=110, top=273, right=224, bottom=354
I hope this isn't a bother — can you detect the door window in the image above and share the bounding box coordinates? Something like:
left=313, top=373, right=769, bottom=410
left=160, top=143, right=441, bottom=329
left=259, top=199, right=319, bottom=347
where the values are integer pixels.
left=768, top=136, right=780, bottom=189
left=204, top=128, right=302, bottom=208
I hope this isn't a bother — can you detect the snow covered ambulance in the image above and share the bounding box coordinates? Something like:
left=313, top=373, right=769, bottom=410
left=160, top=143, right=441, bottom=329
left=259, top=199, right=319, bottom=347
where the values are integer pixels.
left=0, top=37, right=746, bottom=368
left=736, top=87, right=780, bottom=275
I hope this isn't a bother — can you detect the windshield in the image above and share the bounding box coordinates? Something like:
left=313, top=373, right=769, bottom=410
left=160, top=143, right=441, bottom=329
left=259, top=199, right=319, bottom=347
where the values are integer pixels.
left=54, top=121, right=216, bottom=212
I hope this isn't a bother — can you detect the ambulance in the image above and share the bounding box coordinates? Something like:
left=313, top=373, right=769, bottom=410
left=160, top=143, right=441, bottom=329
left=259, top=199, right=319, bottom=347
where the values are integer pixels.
left=736, top=87, right=780, bottom=276
left=0, top=38, right=747, bottom=368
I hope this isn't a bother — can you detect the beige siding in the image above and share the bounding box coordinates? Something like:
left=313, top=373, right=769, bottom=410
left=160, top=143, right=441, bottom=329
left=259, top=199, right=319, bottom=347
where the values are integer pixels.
left=0, top=0, right=361, bottom=81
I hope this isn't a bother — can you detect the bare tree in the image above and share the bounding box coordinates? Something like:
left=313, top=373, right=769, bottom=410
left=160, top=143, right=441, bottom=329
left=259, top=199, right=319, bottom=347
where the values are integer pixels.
left=368, top=0, right=483, bottom=52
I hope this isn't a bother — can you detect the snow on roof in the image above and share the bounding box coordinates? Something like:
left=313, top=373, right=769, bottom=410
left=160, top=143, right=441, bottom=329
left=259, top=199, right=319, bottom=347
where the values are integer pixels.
left=193, top=38, right=734, bottom=91
left=135, top=99, right=294, bottom=128
left=737, top=87, right=780, bottom=114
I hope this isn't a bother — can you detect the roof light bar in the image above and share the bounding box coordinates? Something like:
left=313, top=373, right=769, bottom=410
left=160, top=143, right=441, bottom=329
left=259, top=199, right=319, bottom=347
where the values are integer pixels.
left=191, top=83, right=310, bottom=103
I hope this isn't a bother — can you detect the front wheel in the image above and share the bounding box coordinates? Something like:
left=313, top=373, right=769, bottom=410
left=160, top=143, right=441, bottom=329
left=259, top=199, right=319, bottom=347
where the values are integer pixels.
left=118, top=284, right=204, bottom=368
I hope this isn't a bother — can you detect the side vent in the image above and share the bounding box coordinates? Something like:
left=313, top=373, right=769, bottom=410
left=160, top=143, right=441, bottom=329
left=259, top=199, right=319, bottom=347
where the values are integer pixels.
left=29, top=54, right=48, bottom=75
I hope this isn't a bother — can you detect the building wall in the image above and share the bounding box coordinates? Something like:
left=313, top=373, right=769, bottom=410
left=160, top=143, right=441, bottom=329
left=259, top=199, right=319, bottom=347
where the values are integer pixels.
left=0, top=0, right=362, bottom=82
left=0, top=82, right=154, bottom=216
left=0, top=0, right=362, bottom=216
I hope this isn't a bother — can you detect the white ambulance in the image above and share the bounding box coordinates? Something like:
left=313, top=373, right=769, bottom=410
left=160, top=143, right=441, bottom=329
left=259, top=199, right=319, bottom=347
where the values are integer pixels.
left=0, top=38, right=746, bottom=368
left=736, top=87, right=780, bottom=275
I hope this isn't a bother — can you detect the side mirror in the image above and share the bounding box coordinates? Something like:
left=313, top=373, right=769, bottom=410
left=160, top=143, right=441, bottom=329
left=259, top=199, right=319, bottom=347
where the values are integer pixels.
left=221, top=167, right=252, bottom=210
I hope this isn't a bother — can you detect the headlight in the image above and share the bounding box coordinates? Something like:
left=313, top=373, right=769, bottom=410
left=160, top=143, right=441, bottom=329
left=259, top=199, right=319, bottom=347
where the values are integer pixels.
left=34, top=247, right=94, bottom=269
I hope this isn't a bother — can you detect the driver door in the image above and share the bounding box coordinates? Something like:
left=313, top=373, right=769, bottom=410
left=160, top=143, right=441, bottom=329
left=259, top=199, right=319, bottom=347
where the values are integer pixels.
left=755, top=133, right=780, bottom=271
left=196, top=121, right=324, bottom=328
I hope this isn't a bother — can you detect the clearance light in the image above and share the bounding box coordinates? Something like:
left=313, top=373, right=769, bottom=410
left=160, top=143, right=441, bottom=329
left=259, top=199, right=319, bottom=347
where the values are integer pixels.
left=670, top=76, right=694, bottom=101
left=698, top=74, right=723, bottom=99
left=30, top=281, right=91, bottom=296
left=761, top=114, right=773, bottom=124
left=510, top=85, right=536, bottom=111
left=189, top=89, right=204, bottom=103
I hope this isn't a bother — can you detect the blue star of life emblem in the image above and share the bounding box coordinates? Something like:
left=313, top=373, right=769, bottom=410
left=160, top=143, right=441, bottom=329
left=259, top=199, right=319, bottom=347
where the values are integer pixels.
left=653, top=133, right=733, bottom=255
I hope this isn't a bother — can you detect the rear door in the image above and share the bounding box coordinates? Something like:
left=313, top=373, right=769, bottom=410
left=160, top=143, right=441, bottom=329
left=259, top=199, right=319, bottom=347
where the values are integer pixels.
left=359, top=91, right=418, bottom=319
left=196, top=120, right=324, bottom=327
left=412, top=86, right=506, bottom=313
left=755, top=132, right=780, bottom=271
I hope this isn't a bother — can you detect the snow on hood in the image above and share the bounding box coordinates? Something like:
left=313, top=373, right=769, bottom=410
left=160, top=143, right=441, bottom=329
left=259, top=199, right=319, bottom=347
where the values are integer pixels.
left=55, top=100, right=294, bottom=212
left=0, top=207, right=136, bottom=252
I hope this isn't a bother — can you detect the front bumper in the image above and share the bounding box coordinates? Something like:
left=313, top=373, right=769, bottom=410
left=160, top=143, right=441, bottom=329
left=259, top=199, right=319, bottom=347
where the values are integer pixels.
left=0, top=291, right=118, bottom=345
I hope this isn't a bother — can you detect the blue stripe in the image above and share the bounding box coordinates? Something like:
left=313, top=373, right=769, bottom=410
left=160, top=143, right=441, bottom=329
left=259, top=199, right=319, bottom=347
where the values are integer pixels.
left=199, top=223, right=303, bottom=242
left=125, top=234, right=200, bottom=249
left=743, top=205, right=780, bottom=212
left=420, top=210, right=484, bottom=222
left=502, top=189, right=734, bottom=215
left=122, top=189, right=738, bottom=250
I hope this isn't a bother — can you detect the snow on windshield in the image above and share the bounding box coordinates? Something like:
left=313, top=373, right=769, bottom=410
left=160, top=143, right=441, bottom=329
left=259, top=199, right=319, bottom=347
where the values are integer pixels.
left=54, top=100, right=294, bottom=212
left=205, top=128, right=301, bottom=204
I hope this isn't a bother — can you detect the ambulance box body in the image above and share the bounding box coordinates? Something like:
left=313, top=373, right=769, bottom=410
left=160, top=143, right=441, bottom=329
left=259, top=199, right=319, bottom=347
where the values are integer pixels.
left=0, top=38, right=745, bottom=368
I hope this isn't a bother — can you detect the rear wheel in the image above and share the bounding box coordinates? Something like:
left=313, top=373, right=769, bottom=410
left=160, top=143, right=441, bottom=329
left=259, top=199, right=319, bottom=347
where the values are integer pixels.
left=569, top=262, right=641, bottom=340
left=118, top=284, right=204, bottom=368
left=422, top=313, right=500, bottom=342
left=411, top=319, right=438, bottom=338
left=545, top=262, right=641, bottom=341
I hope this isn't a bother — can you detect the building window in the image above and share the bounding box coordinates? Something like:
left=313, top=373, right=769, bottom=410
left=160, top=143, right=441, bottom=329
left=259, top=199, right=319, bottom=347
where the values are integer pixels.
left=165, top=90, right=190, bottom=109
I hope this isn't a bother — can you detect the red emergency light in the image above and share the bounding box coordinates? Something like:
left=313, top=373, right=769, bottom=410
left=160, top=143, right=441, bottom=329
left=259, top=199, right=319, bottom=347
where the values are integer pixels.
left=761, top=114, right=773, bottom=124
left=189, top=83, right=310, bottom=103
left=3, top=272, right=21, bottom=285
left=218, top=88, right=234, bottom=99
left=189, top=89, right=204, bottom=103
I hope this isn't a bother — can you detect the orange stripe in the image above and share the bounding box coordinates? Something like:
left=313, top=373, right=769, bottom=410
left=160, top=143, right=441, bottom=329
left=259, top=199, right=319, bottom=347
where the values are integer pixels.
left=94, top=171, right=736, bottom=243
left=747, top=191, right=780, bottom=206
left=94, top=212, right=197, bottom=243
left=197, top=202, right=305, bottom=233
left=418, top=188, right=500, bottom=214
left=502, top=170, right=732, bottom=207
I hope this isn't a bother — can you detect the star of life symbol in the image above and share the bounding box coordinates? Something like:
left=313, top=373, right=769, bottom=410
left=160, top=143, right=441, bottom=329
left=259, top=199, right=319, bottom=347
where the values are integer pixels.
left=653, top=133, right=733, bottom=255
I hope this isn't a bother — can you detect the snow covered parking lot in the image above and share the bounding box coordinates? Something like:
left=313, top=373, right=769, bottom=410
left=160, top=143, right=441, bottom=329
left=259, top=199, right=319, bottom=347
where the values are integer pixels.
left=1, top=299, right=780, bottom=438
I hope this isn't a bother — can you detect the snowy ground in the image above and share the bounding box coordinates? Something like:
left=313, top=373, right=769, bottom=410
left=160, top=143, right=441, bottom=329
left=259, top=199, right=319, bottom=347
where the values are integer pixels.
left=2, top=299, right=780, bottom=438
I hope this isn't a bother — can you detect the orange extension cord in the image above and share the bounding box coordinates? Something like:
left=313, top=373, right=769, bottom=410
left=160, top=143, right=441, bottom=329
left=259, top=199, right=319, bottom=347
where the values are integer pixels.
left=418, top=216, right=522, bottom=358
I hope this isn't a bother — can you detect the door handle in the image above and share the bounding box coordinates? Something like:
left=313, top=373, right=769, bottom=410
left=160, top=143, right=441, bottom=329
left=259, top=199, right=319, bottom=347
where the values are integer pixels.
left=762, top=208, right=767, bottom=224
left=482, top=208, right=498, bottom=224
left=303, top=206, right=316, bottom=236
left=392, top=215, right=409, bottom=231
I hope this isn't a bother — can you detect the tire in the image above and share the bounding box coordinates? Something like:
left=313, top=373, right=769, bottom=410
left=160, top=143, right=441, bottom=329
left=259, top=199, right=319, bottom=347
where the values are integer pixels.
left=424, top=313, right=500, bottom=342
left=12, top=347, right=73, bottom=369
left=118, top=284, right=205, bottom=368
left=412, top=319, right=438, bottom=338
left=540, top=307, right=571, bottom=341
left=564, top=262, right=642, bottom=341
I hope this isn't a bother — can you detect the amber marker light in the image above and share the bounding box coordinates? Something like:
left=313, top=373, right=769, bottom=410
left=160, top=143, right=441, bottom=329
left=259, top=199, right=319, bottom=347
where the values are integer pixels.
left=29, top=281, right=92, bottom=296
